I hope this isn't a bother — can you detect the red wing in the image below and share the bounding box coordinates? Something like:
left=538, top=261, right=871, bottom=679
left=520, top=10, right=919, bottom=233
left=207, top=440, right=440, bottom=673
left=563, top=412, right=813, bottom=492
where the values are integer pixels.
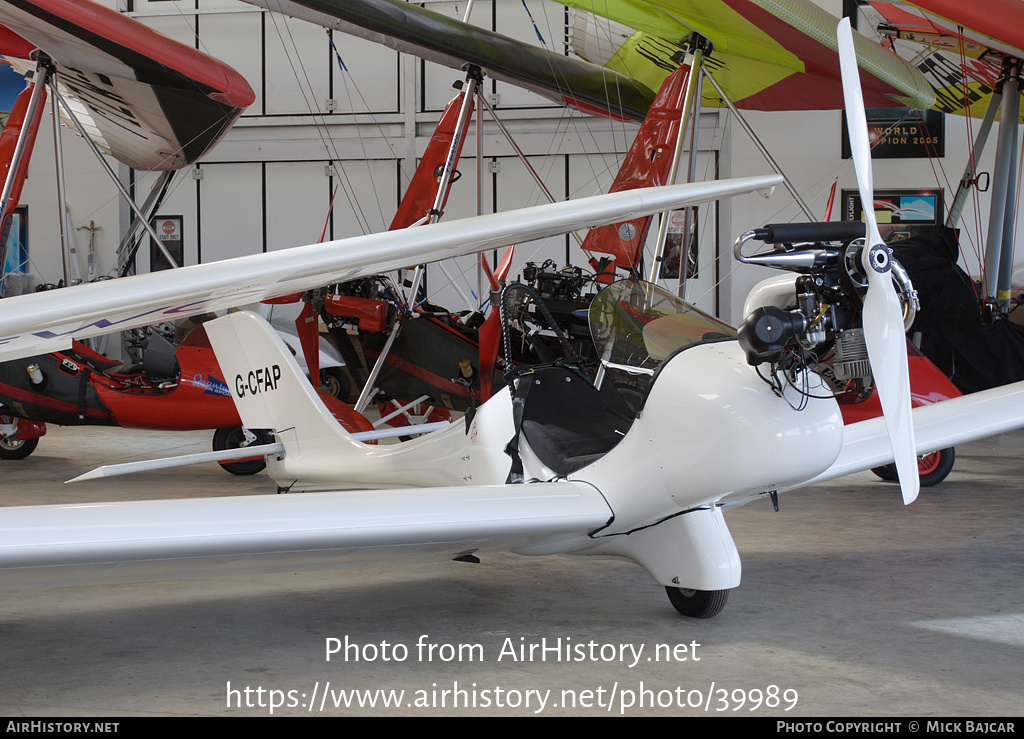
left=0, top=0, right=254, bottom=170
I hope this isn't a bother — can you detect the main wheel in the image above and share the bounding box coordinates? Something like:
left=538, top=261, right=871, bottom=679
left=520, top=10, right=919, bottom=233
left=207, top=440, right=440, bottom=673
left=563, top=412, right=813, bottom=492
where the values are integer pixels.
left=319, top=367, right=351, bottom=401
left=871, top=447, right=955, bottom=488
left=870, top=464, right=897, bottom=481
left=0, top=434, right=38, bottom=460
left=665, top=587, right=729, bottom=618
left=916, top=447, right=956, bottom=487
left=213, top=427, right=272, bottom=475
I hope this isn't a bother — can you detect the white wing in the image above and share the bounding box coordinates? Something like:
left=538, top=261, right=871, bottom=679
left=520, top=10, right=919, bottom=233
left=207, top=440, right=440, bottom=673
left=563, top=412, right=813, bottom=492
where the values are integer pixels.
left=0, top=482, right=609, bottom=589
left=716, top=378, right=1024, bottom=509
left=0, top=177, right=781, bottom=361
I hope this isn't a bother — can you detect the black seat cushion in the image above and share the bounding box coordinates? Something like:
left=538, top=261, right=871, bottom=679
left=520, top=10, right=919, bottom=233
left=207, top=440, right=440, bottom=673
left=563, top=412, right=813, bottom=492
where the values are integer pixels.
left=518, top=366, right=634, bottom=476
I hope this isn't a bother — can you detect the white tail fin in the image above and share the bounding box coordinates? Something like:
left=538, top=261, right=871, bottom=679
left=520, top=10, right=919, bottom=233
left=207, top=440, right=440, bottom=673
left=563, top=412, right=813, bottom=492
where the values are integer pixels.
left=204, top=311, right=363, bottom=458
left=205, top=310, right=516, bottom=490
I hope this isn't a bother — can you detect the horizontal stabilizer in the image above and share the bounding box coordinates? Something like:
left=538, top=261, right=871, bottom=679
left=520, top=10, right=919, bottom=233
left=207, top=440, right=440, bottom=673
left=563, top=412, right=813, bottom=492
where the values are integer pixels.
left=66, top=423, right=451, bottom=483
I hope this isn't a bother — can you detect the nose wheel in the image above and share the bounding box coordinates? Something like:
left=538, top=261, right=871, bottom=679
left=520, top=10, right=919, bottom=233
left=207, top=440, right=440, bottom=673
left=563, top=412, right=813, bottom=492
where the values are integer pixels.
left=665, top=587, right=730, bottom=618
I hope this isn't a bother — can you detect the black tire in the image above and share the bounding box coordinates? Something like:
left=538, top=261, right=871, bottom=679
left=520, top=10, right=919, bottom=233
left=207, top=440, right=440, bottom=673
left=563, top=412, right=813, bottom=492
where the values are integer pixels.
left=319, top=366, right=351, bottom=401
left=917, top=447, right=956, bottom=487
left=213, top=427, right=272, bottom=476
left=0, top=435, right=38, bottom=460
left=665, top=587, right=729, bottom=618
left=871, top=464, right=897, bottom=481
left=871, top=447, right=955, bottom=488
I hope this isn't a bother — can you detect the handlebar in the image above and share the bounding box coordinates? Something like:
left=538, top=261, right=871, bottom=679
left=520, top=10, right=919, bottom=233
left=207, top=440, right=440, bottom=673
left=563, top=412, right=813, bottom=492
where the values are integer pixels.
left=746, top=221, right=867, bottom=245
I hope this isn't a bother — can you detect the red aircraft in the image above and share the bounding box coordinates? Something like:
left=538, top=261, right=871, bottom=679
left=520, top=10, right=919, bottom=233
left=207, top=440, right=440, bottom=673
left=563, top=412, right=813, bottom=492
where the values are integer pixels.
left=0, top=0, right=370, bottom=472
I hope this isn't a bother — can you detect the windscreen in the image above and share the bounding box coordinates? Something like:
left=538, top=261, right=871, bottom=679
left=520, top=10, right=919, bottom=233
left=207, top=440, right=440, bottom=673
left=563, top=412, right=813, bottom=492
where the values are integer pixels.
left=588, top=280, right=735, bottom=375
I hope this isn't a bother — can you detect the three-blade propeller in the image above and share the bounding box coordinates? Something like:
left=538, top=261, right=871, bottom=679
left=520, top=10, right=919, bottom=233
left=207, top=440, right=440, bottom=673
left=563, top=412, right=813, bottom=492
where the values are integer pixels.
left=837, top=17, right=919, bottom=504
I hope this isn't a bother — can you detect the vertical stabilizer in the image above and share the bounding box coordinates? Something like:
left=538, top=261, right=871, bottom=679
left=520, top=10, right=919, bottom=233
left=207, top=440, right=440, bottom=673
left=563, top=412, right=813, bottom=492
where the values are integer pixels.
left=204, top=311, right=364, bottom=458
left=205, top=309, right=519, bottom=491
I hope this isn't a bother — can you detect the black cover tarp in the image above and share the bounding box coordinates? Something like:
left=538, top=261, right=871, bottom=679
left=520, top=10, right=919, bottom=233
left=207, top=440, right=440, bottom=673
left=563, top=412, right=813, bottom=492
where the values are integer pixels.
left=893, top=226, right=1024, bottom=393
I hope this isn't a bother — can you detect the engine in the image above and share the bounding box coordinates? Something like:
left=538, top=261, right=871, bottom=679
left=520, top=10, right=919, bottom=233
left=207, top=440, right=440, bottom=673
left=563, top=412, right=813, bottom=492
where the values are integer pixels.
left=735, top=221, right=917, bottom=398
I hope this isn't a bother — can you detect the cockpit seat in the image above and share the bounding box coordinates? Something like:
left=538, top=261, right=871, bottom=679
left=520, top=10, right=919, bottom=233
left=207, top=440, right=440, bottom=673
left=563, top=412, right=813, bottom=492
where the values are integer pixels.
left=518, top=366, right=635, bottom=476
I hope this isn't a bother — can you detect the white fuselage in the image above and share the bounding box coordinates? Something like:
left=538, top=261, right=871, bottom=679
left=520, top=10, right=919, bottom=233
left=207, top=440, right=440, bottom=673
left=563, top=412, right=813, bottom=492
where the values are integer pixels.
left=273, top=339, right=845, bottom=529
left=567, top=341, right=844, bottom=532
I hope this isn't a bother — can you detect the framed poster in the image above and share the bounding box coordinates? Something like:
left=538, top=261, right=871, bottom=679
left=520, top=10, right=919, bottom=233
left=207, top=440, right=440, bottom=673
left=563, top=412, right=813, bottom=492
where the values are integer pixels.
left=841, top=188, right=943, bottom=241
left=842, top=109, right=945, bottom=159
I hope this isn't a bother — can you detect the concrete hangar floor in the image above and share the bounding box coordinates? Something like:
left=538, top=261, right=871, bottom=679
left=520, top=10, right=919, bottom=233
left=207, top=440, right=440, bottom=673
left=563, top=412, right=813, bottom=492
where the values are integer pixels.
left=0, top=424, right=1021, bottom=717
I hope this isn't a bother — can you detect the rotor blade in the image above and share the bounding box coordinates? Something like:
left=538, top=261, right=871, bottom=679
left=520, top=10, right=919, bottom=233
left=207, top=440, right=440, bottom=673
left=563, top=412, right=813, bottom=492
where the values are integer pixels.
left=837, top=17, right=919, bottom=505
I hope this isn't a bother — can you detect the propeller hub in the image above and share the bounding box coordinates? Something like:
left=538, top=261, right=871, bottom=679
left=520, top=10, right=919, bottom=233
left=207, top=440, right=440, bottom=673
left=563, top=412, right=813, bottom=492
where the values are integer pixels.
left=867, top=243, right=891, bottom=274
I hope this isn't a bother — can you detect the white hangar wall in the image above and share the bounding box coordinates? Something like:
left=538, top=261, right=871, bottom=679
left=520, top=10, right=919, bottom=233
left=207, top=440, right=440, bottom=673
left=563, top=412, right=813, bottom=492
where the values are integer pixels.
left=11, top=0, right=1016, bottom=328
